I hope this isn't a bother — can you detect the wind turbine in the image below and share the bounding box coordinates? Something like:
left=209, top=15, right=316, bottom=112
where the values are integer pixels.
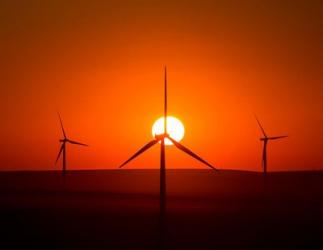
left=255, top=116, right=287, bottom=176
left=55, top=114, right=88, bottom=174
left=119, top=67, right=218, bottom=221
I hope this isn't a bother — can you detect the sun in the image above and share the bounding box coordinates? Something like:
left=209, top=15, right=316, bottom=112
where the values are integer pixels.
left=152, top=116, right=185, bottom=145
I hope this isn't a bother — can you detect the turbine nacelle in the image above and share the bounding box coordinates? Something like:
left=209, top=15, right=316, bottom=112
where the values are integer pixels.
left=154, top=133, right=169, bottom=141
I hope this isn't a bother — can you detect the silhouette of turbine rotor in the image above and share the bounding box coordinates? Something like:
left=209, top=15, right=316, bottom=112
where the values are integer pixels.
left=255, top=115, right=287, bottom=175
left=55, top=113, right=88, bottom=174
left=119, top=67, right=218, bottom=222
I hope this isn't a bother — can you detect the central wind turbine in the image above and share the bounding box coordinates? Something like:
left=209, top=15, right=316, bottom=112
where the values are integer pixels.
left=119, top=67, right=217, bottom=219
left=255, top=116, right=287, bottom=176
left=55, top=114, right=88, bottom=174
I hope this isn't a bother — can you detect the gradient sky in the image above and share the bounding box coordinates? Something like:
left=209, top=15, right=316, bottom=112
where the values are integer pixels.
left=1, top=0, right=322, bottom=171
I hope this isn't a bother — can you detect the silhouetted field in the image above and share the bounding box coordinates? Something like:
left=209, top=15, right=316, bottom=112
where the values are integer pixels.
left=0, top=169, right=323, bottom=249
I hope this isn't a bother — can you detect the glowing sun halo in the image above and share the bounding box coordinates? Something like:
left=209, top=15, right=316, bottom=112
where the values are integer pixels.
left=152, top=116, right=185, bottom=145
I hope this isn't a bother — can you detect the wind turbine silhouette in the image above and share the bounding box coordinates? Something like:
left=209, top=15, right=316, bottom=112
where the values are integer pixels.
left=55, top=114, right=88, bottom=174
left=255, top=116, right=287, bottom=176
left=119, top=67, right=217, bottom=221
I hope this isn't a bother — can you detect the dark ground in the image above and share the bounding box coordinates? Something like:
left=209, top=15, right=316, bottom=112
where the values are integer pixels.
left=0, top=169, right=323, bottom=249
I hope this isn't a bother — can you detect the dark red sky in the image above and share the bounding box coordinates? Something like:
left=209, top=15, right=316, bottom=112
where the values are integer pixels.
left=0, top=0, right=322, bottom=171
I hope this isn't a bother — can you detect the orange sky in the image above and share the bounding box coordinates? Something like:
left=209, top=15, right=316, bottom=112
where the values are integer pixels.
left=1, top=0, right=322, bottom=171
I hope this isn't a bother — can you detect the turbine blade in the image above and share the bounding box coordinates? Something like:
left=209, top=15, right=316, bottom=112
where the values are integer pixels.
left=55, top=144, right=64, bottom=164
left=167, top=136, right=218, bottom=171
left=58, top=113, right=67, bottom=138
left=119, top=139, right=159, bottom=168
left=254, top=115, right=267, bottom=137
left=164, top=66, right=167, bottom=134
left=68, top=140, right=89, bottom=146
left=268, top=135, right=288, bottom=140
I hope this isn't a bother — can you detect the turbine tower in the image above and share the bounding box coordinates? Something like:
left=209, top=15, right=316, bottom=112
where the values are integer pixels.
left=255, top=116, right=287, bottom=176
left=55, top=114, right=88, bottom=174
left=119, top=67, right=217, bottom=221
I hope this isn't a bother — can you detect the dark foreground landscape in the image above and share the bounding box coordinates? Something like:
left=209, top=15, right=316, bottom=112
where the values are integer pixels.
left=0, top=169, right=323, bottom=249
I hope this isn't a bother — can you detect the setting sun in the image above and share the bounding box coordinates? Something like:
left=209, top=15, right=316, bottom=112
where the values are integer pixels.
left=152, top=116, right=185, bottom=145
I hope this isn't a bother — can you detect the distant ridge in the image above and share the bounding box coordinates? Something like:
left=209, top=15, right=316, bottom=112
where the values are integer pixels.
left=0, top=169, right=322, bottom=174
